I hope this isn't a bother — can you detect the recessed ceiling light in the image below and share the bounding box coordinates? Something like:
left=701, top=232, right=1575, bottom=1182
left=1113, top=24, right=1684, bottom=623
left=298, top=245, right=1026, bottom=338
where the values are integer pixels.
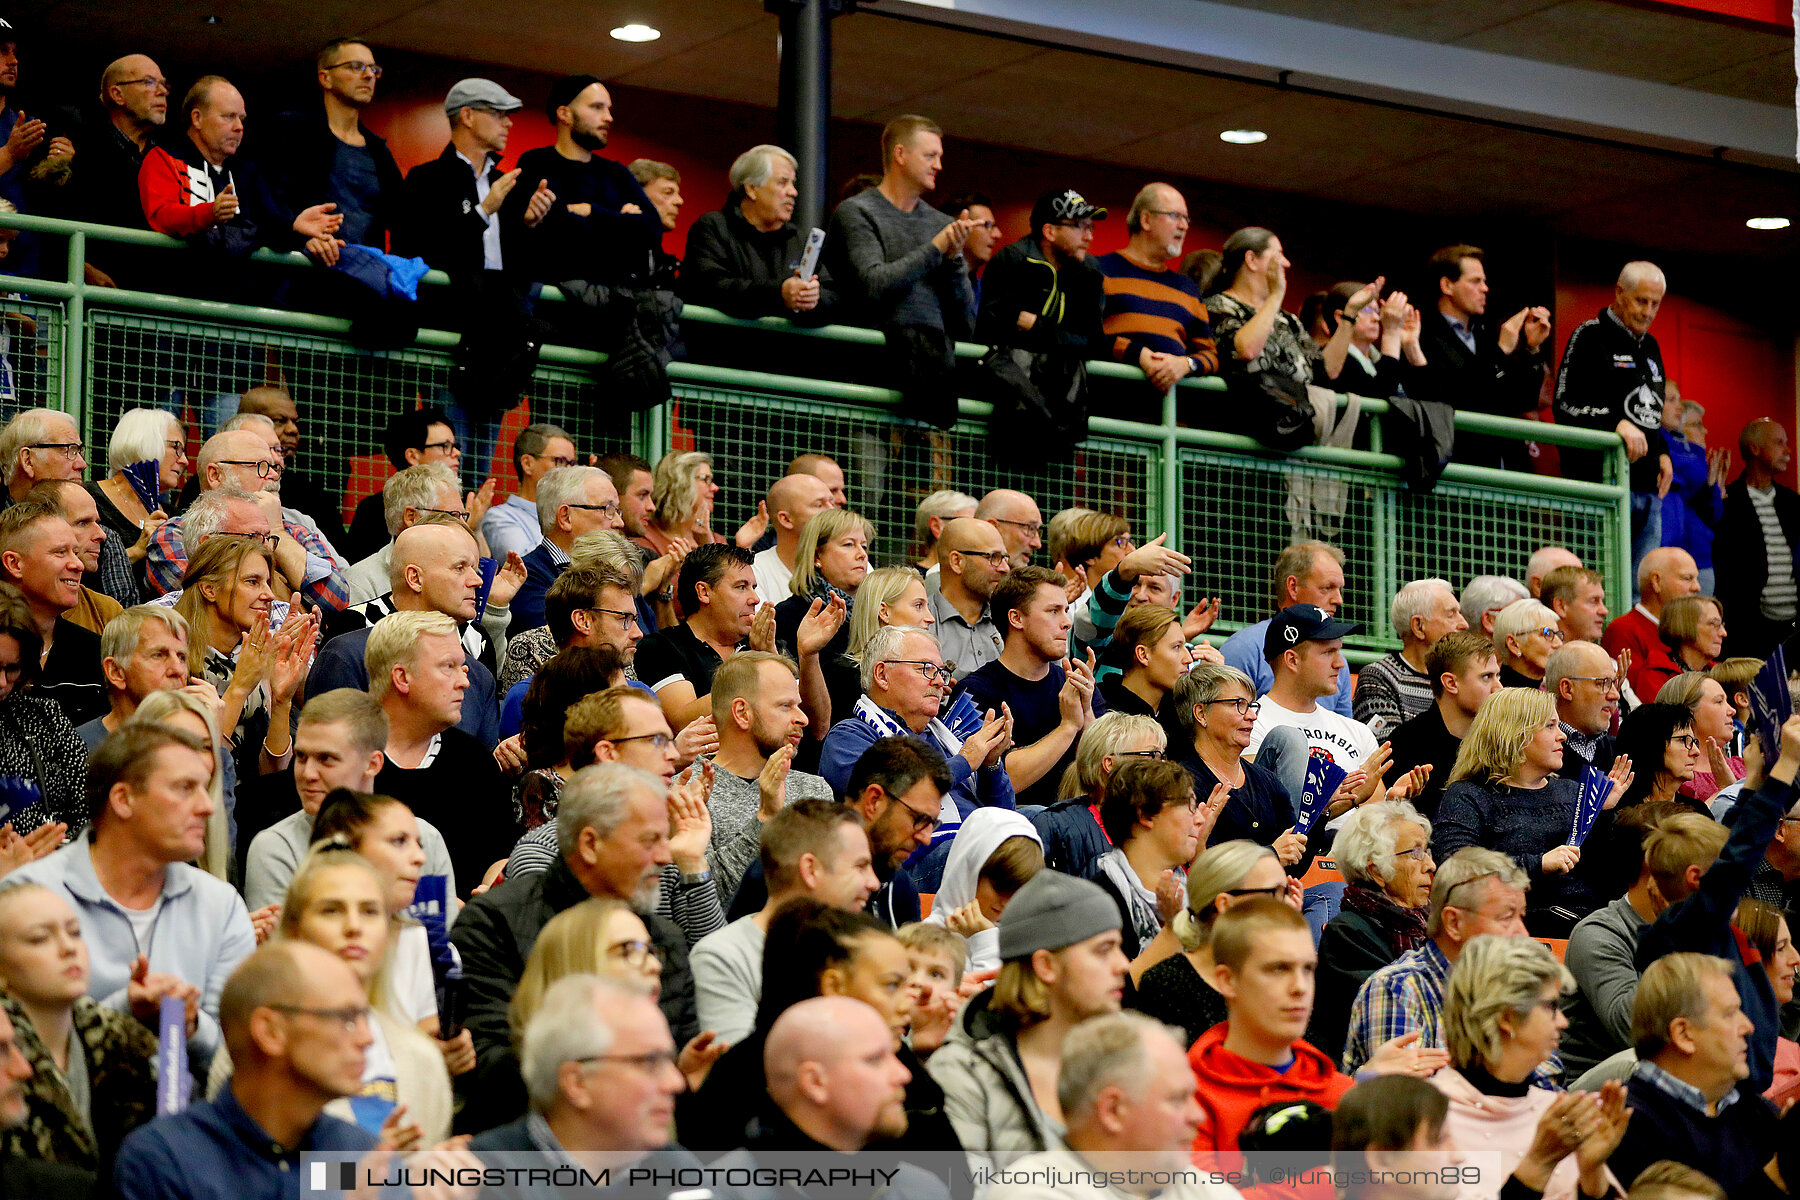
left=609, top=23, right=661, bottom=42
left=1747, top=216, right=1790, bottom=230
left=202, top=13, right=221, bottom=22
left=1220, top=129, right=1268, bottom=145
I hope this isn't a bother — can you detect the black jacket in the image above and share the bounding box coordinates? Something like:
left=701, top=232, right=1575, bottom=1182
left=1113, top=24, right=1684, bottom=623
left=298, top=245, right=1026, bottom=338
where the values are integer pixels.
left=975, top=237, right=1104, bottom=356
left=394, top=142, right=504, bottom=276
left=1553, top=307, right=1667, bottom=489
left=449, top=857, right=697, bottom=1133
left=1711, top=476, right=1800, bottom=657
left=1308, top=892, right=1409, bottom=1066
left=681, top=202, right=837, bottom=320
left=500, top=146, right=662, bottom=287
left=1407, top=308, right=1546, bottom=471
left=254, top=103, right=404, bottom=249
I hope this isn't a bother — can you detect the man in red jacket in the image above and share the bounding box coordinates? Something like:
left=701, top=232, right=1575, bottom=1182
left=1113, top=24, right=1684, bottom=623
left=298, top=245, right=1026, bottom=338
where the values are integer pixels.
left=1600, top=546, right=1699, bottom=702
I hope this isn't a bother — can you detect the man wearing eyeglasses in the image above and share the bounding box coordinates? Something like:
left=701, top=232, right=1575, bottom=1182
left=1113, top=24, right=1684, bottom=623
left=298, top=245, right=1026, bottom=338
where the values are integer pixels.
left=1545, top=641, right=1623, bottom=776
left=259, top=38, right=401, bottom=264
left=478, top=424, right=576, bottom=564
left=345, top=406, right=471, bottom=561
left=976, top=488, right=1044, bottom=571
left=509, top=465, right=623, bottom=636
left=1094, top=183, right=1217, bottom=394
left=0, top=407, right=84, bottom=504
left=926, top=517, right=1009, bottom=683
left=472, top=974, right=699, bottom=1172
left=68, top=54, right=166, bottom=289
left=146, top=430, right=350, bottom=611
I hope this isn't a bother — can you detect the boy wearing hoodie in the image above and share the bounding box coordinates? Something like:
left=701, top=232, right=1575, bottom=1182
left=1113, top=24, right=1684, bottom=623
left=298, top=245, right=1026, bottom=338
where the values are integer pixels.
left=1190, top=896, right=1355, bottom=1154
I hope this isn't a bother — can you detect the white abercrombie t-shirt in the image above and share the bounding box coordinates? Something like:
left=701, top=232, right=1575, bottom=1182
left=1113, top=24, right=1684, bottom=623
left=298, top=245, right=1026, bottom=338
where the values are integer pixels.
left=1246, top=695, right=1379, bottom=772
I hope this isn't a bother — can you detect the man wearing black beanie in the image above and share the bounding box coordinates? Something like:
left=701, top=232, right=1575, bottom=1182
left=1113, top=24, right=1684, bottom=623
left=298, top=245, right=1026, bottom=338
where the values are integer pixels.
left=501, top=73, right=664, bottom=289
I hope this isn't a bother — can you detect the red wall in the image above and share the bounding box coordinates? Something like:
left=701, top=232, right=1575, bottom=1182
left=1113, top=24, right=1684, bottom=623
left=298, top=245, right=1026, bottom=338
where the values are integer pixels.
left=359, top=50, right=1796, bottom=481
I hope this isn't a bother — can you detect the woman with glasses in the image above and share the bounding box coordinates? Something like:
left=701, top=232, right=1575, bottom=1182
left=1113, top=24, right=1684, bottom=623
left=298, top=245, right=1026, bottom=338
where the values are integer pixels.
left=1098, top=603, right=1191, bottom=720
left=90, top=407, right=187, bottom=605
left=1430, top=935, right=1627, bottom=1200
left=1493, top=599, right=1564, bottom=690
left=1646, top=595, right=1728, bottom=700
left=637, top=451, right=724, bottom=557
left=1204, top=225, right=1379, bottom=384
left=0, top=882, right=158, bottom=1173
left=776, top=508, right=872, bottom=736
left=311, top=789, right=476, bottom=1081
left=208, top=847, right=453, bottom=1147
left=1129, top=840, right=1298, bottom=1046
left=1434, top=690, right=1631, bottom=937
left=921, top=808, right=1042, bottom=972
left=1170, top=663, right=1308, bottom=863
left=1612, top=702, right=1703, bottom=811
left=1315, top=279, right=1427, bottom=399
left=173, top=536, right=318, bottom=785
left=512, top=645, right=627, bottom=831
left=509, top=897, right=723, bottom=1094
left=1311, top=800, right=1435, bottom=1064
left=1657, top=672, right=1744, bottom=802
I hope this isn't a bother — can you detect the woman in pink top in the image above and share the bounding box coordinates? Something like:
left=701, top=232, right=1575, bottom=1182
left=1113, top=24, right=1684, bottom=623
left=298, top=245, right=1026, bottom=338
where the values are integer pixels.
left=1737, top=896, right=1800, bottom=1106
left=1430, top=936, right=1628, bottom=1200
left=1661, top=672, right=1745, bottom=803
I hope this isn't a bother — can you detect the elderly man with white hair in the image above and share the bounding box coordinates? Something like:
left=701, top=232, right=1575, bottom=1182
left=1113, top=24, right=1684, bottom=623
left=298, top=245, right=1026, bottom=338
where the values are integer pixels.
left=819, top=624, right=1014, bottom=868
left=145, top=428, right=349, bottom=609
left=989, top=1013, right=1236, bottom=1200
left=0, top=407, right=86, bottom=503
left=681, top=143, right=836, bottom=318
left=914, top=489, right=977, bottom=574
left=469, top=973, right=696, bottom=1166
left=1460, top=574, right=1529, bottom=639
left=508, top=464, right=623, bottom=635
left=1355, top=578, right=1469, bottom=741
left=1554, top=260, right=1672, bottom=595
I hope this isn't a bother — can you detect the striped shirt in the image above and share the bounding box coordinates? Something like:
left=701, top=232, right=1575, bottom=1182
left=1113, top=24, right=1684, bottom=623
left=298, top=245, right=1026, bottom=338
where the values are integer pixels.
left=1748, top=486, right=1798, bottom=621
left=1353, top=651, right=1435, bottom=743
left=1094, top=252, right=1219, bottom=372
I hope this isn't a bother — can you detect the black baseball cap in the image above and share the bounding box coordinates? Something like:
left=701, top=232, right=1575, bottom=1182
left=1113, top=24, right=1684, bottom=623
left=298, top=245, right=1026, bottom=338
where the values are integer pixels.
left=1029, top=188, right=1107, bottom=232
left=1263, top=604, right=1361, bottom=663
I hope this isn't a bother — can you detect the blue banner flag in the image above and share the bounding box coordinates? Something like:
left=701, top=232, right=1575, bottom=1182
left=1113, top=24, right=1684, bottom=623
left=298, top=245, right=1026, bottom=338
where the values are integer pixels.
left=1571, top=765, right=1610, bottom=846
left=1749, top=646, right=1791, bottom=763
left=940, top=690, right=984, bottom=742
left=0, top=775, right=44, bottom=827
left=1293, top=753, right=1348, bottom=836
left=157, top=994, right=190, bottom=1116
left=405, top=875, right=463, bottom=1035
left=122, top=459, right=162, bottom=511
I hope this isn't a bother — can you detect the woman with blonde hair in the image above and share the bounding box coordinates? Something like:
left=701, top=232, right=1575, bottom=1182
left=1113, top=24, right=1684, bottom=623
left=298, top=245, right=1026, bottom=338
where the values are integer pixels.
left=1039, top=712, right=1165, bottom=879
left=776, top=507, right=872, bottom=727
left=209, top=847, right=453, bottom=1146
left=510, top=897, right=721, bottom=1091
left=90, top=406, right=187, bottom=603
left=1130, top=838, right=1298, bottom=1045
left=1433, top=689, right=1631, bottom=936
left=636, top=450, right=724, bottom=555
left=1432, top=935, right=1627, bottom=1199
left=846, top=565, right=935, bottom=664
left=173, top=535, right=316, bottom=782
left=127, top=689, right=234, bottom=883
left=0, top=882, right=158, bottom=1172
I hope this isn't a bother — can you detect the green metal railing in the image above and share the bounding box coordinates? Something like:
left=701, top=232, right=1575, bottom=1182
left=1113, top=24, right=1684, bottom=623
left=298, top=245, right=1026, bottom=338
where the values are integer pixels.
left=0, top=212, right=1630, bottom=663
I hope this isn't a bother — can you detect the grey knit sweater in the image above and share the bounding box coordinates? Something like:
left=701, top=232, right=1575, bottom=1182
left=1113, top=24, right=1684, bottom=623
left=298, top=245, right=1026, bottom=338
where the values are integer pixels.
left=826, top=187, right=976, bottom=333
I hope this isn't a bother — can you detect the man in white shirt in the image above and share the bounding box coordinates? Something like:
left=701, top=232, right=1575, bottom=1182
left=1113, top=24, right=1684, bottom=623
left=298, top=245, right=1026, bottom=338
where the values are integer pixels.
left=1248, top=605, right=1383, bottom=822
left=750, top=471, right=834, bottom=604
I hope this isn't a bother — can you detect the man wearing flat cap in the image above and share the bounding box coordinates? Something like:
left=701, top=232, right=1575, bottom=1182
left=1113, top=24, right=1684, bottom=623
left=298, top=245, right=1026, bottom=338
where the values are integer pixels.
left=976, top=187, right=1107, bottom=358
left=501, top=73, right=663, bottom=289
left=926, top=870, right=1131, bottom=1168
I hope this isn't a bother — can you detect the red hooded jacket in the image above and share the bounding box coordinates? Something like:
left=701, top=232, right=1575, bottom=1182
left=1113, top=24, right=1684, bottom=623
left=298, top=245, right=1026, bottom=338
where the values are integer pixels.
left=1188, top=1021, right=1355, bottom=1155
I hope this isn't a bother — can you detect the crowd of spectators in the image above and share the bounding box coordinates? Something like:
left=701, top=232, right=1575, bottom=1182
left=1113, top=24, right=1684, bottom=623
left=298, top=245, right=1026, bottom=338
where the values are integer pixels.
left=0, top=30, right=1796, bottom=1200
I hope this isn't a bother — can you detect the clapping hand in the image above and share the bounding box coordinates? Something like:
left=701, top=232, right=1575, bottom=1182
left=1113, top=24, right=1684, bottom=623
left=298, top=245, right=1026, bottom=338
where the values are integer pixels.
left=679, top=1031, right=728, bottom=1091
left=734, top=500, right=769, bottom=549
left=749, top=602, right=777, bottom=653
left=1365, top=1030, right=1450, bottom=1079
left=488, top=551, right=528, bottom=610
left=1602, top=755, right=1634, bottom=810
left=1183, top=596, right=1221, bottom=638
left=210, top=183, right=239, bottom=226
left=795, top=593, right=848, bottom=657
left=757, top=742, right=795, bottom=820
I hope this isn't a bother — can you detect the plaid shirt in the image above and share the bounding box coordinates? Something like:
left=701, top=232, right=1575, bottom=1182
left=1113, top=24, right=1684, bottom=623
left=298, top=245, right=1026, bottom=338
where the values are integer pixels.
left=1631, top=1059, right=1746, bottom=1115
left=1344, top=939, right=1562, bottom=1087
left=146, top=514, right=350, bottom=610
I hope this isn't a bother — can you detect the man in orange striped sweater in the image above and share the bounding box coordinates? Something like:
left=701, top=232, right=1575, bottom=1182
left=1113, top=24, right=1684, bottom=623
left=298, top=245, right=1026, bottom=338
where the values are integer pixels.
left=1094, top=182, right=1218, bottom=393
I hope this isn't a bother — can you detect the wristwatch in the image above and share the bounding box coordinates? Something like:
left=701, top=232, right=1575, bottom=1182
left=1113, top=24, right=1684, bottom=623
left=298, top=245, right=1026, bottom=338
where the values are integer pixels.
left=678, top=869, right=713, bottom=887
